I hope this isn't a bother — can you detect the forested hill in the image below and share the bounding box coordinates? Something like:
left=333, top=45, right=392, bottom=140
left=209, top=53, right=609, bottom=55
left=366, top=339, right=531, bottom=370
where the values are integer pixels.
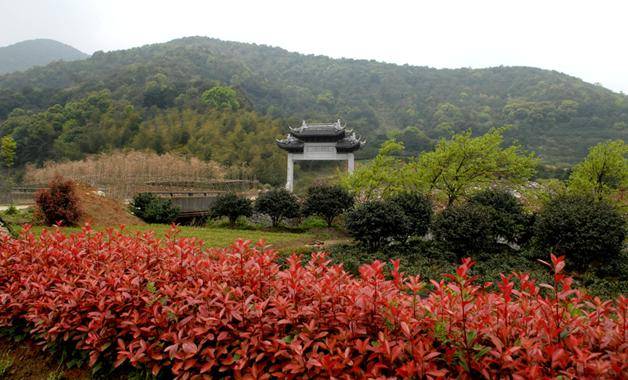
left=0, top=39, right=88, bottom=75
left=0, top=36, right=626, bottom=175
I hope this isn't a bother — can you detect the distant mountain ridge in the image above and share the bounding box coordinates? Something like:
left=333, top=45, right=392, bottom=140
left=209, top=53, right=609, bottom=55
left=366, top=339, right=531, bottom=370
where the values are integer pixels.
left=0, top=39, right=88, bottom=75
left=0, top=36, right=625, bottom=167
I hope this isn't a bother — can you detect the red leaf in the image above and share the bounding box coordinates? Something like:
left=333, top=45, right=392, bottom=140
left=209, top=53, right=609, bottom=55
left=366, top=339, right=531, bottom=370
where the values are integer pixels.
left=182, top=342, right=198, bottom=355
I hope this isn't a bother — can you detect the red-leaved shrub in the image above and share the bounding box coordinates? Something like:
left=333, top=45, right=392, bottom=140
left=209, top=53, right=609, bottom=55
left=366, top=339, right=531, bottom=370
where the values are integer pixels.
left=0, top=226, right=626, bottom=379
left=34, top=175, right=82, bottom=226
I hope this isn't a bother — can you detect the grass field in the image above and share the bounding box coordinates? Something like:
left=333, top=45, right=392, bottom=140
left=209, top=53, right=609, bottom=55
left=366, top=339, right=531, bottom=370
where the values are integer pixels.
left=22, top=224, right=319, bottom=251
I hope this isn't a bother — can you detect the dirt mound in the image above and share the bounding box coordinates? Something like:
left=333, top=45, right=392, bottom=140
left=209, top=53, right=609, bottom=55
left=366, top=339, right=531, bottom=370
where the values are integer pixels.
left=75, top=183, right=144, bottom=226
left=0, top=335, right=92, bottom=380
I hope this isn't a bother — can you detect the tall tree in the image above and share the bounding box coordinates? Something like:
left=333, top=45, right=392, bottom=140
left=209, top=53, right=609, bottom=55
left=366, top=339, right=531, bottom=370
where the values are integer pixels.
left=0, top=135, right=16, bottom=201
left=343, top=140, right=418, bottom=201
left=0, top=135, right=16, bottom=169
left=201, top=86, right=240, bottom=111
left=412, top=129, right=538, bottom=206
left=568, top=140, right=627, bottom=201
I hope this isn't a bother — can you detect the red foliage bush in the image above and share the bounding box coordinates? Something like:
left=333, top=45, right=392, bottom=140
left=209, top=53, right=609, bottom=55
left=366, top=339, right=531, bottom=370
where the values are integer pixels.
left=0, top=226, right=626, bottom=379
left=34, top=175, right=82, bottom=226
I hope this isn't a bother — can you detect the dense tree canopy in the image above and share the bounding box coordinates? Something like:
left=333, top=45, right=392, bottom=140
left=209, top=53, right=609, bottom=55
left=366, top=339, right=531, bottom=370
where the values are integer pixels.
left=201, top=86, right=240, bottom=111
left=567, top=140, right=627, bottom=200
left=0, top=135, right=16, bottom=169
left=345, top=129, right=538, bottom=205
left=0, top=36, right=625, bottom=172
left=342, top=140, right=418, bottom=200
left=412, top=128, right=538, bottom=205
left=0, top=90, right=286, bottom=185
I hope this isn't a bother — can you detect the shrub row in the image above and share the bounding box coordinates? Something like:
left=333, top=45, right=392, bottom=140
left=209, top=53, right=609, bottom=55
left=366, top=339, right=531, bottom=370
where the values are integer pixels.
left=347, top=189, right=626, bottom=272
left=0, top=228, right=626, bottom=378
left=211, top=186, right=353, bottom=228
left=346, top=189, right=531, bottom=252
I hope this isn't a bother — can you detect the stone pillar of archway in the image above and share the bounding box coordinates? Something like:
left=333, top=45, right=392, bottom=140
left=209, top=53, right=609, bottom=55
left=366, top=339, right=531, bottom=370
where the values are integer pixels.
left=348, top=153, right=355, bottom=173
left=286, top=154, right=294, bottom=191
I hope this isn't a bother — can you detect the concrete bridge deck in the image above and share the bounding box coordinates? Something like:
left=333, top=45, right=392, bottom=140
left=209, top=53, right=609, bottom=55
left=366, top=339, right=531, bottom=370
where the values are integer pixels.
left=154, top=191, right=223, bottom=218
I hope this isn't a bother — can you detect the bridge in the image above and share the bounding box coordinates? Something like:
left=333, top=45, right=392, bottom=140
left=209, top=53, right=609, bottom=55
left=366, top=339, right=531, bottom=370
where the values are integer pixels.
left=138, top=180, right=259, bottom=219
left=150, top=191, right=224, bottom=218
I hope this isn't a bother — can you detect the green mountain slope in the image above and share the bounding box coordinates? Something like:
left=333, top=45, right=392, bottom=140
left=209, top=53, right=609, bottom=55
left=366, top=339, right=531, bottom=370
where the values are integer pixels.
left=0, top=36, right=625, bottom=170
left=0, top=39, right=88, bottom=75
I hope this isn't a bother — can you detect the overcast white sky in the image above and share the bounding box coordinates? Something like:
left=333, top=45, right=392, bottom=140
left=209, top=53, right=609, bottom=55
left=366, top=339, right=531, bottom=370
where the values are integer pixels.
left=1, top=0, right=627, bottom=93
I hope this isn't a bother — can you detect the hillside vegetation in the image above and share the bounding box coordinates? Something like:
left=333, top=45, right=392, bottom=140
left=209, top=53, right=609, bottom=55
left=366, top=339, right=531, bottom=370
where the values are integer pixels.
left=0, top=39, right=87, bottom=75
left=0, top=36, right=626, bottom=181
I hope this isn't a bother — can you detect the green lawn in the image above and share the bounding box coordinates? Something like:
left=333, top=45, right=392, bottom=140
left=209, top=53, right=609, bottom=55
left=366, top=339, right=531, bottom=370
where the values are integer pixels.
left=23, top=224, right=316, bottom=251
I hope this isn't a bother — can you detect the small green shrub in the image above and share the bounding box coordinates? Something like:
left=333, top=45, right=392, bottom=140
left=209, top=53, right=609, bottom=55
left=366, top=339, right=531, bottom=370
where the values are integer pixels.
left=469, top=189, right=533, bottom=245
left=432, top=203, right=496, bottom=257
left=389, top=192, right=432, bottom=237
left=302, top=185, right=354, bottom=227
left=533, top=194, right=626, bottom=271
left=577, top=272, right=628, bottom=299
left=4, top=205, right=17, bottom=215
left=345, top=200, right=411, bottom=251
left=255, top=188, right=300, bottom=227
left=1, top=207, right=34, bottom=225
left=210, top=193, right=253, bottom=226
left=130, top=193, right=180, bottom=224
left=300, top=215, right=328, bottom=229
